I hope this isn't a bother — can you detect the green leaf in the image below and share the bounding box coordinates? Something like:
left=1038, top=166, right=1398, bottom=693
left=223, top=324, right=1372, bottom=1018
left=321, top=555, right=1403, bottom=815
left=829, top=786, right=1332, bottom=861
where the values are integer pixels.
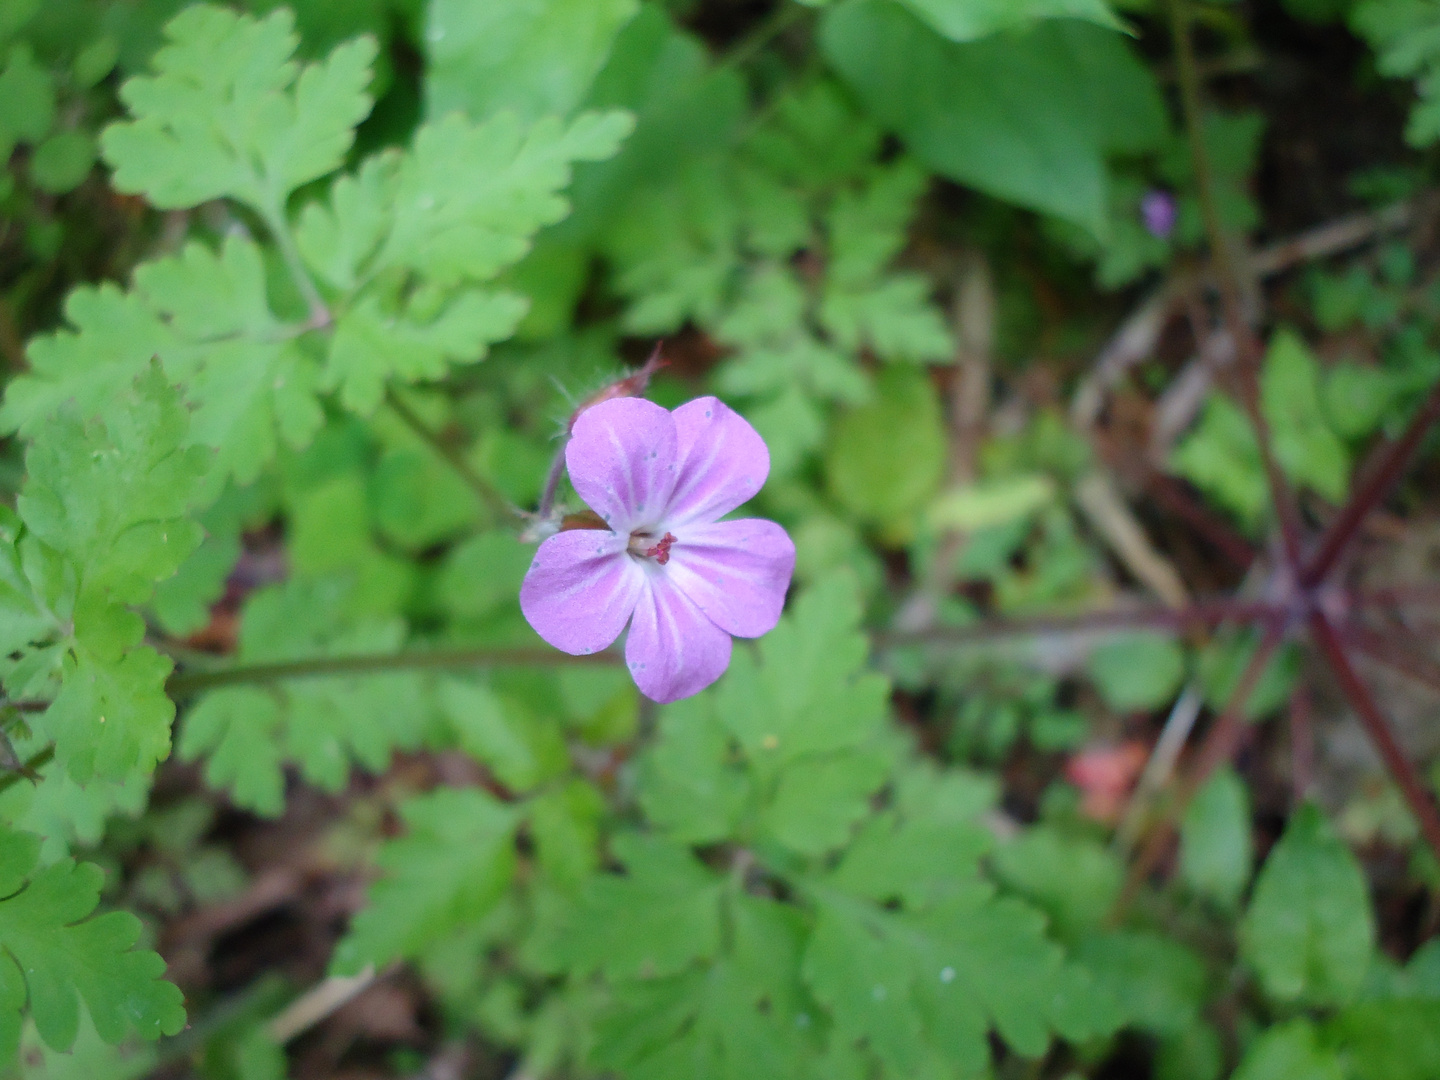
left=554, top=834, right=724, bottom=980
left=0, top=825, right=185, bottom=1065
left=1261, top=330, right=1350, bottom=503
left=101, top=5, right=377, bottom=214
left=1325, top=999, right=1440, bottom=1080
left=29, top=130, right=96, bottom=194
left=803, top=884, right=1119, bottom=1073
left=1086, top=632, right=1185, bottom=712
left=589, top=894, right=816, bottom=1080
left=1323, top=362, right=1402, bottom=439
left=821, top=2, right=1164, bottom=234
left=825, top=366, right=946, bottom=529
left=638, top=695, right=750, bottom=845
left=1233, top=1019, right=1346, bottom=1080
left=178, top=579, right=430, bottom=814
left=0, top=44, right=54, bottom=159
left=1241, top=804, right=1375, bottom=1006
left=326, top=289, right=528, bottom=414
left=1170, top=394, right=1268, bottom=524
left=425, top=0, right=639, bottom=123
left=17, top=368, right=206, bottom=608
left=439, top=679, right=569, bottom=794
left=715, top=577, right=890, bottom=766
left=1073, top=930, right=1207, bottom=1036
left=333, top=788, right=519, bottom=973
left=896, top=0, right=1124, bottom=41
left=1352, top=0, right=1440, bottom=146
left=989, top=827, right=1122, bottom=940
left=1179, top=767, right=1252, bottom=909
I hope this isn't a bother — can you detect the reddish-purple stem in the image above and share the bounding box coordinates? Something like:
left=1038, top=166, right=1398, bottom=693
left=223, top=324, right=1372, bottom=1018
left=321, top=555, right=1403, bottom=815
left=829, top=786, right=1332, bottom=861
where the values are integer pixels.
left=1309, top=612, right=1440, bottom=864
left=1146, top=471, right=1257, bottom=571
left=1342, top=622, right=1440, bottom=698
left=1117, top=621, right=1285, bottom=912
left=1302, top=380, right=1440, bottom=588
left=1289, top=682, right=1314, bottom=806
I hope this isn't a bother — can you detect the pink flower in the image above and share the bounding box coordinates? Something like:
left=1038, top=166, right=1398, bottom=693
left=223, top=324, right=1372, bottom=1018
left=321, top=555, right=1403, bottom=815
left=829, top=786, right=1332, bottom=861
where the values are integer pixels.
left=520, top=396, right=795, bottom=703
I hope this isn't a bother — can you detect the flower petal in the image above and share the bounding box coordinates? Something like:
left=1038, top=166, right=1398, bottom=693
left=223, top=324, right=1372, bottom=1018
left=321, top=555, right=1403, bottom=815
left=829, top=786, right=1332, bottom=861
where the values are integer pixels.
left=566, top=397, right=678, bottom=533
left=666, top=519, right=795, bottom=638
left=663, top=397, right=770, bottom=527
left=520, top=530, right=642, bottom=655
left=625, top=572, right=733, bottom=703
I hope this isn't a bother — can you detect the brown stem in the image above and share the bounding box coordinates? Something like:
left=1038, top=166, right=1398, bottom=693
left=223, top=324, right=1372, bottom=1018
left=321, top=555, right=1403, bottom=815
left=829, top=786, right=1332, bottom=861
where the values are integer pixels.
left=385, top=389, right=520, bottom=525
left=1342, top=622, right=1440, bottom=698
left=0, top=746, right=54, bottom=795
left=1168, top=0, right=1306, bottom=572
left=1309, top=612, right=1440, bottom=863
left=875, top=597, right=1284, bottom=650
left=1145, top=471, right=1257, bottom=571
left=1301, top=379, right=1440, bottom=587
left=1289, top=681, right=1314, bottom=806
left=167, top=646, right=622, bottom=698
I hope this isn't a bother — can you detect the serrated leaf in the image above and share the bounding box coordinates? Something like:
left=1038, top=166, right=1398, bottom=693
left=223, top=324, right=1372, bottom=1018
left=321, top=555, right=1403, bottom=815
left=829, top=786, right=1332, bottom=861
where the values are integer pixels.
left=804, top=883, right=1119, bottom=1074
left=425, top=0, right=639, bottom=124
left=326, top=289, right=528, bottom=414
left=760, top=748, right=894, bottom=855
left=17, top=369, right=206, bottom=608
left=0, top=826, right=185, bottom=1065
left=101, top=5, right=377, bottom=214
left=178, top=579, right=429, bottom=814
left=1241, top=804, right=1375, bottom=1006
left=716, top=577, right=889, bottom=765
left=333, top=788, right=519, bottom=973
left=554, top=834, right=723, bottom=980
left=989, top=827, right=1122, bottom=940
left=638, top=695, right=749, bottom=845
left=370, top=109, right=633, bottom=287
left=439, top=679, right=568, bottom=793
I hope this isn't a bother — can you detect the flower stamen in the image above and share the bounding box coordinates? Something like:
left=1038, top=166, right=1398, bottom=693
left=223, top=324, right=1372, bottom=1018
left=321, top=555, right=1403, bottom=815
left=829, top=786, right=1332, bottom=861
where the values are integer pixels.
left=628, top=531, right=677, bottom=565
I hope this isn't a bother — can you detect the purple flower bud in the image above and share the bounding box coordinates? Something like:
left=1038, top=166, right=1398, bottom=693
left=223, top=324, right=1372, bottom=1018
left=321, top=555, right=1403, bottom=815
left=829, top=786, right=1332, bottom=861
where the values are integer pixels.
left=1140, top=190, right=1177, bottom=240
left=520, top=396, right=795, bottom=703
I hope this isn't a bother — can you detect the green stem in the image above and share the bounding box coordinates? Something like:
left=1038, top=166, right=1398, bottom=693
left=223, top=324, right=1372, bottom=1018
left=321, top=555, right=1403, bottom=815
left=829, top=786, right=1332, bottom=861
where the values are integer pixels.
left=715, top=1, right=808, bottom=72
left=166, top=646, right=622, bottom=698
left=385, top=389, right=522, bottom=524
left=261, top=202, right=330, bottom=329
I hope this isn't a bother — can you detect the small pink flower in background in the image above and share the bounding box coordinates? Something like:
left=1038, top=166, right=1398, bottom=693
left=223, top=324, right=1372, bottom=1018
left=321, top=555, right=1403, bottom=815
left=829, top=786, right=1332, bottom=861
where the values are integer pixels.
left=1140, top=189, right=1177, bottom=240
left=520, top=396, right=795, bottom=703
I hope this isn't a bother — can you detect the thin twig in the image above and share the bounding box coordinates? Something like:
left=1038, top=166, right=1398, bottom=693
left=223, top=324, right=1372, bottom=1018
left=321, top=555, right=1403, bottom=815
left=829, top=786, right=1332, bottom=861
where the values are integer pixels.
left=874, top=596, right=1283, bottom=650
left=166, top=646, right=622, bottom=698
left=1116, top=622, right=1284, bottom=914
left=1076, top=471, right=1190, bottom=608
left=1115, top=682, right=1205, bottom=851
left=268, top=965, right=382, bottom=1044
left=1168, top=0, right=1306, bottom=573
left=385, top=389, right=521, bottom=525
left=0, top=746, right=53, bottom=795
left=1309, top=612, right=1440, bottom=864
left=1301, top=379, right=1440, bottom=587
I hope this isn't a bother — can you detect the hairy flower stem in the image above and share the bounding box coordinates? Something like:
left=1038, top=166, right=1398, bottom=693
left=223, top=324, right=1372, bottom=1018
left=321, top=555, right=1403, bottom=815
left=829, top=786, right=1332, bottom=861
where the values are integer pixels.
left=536, top=439, right=570, bottom=523
left=166, top=646, right=622, bottom=698
left=1168, top=0, right=1305, bottom=571
left=1310, top=613, right=1440, bottom=864
left=1301, top=379, right=1440, bottom=587
left=384, top=389, right=521, bottom=525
